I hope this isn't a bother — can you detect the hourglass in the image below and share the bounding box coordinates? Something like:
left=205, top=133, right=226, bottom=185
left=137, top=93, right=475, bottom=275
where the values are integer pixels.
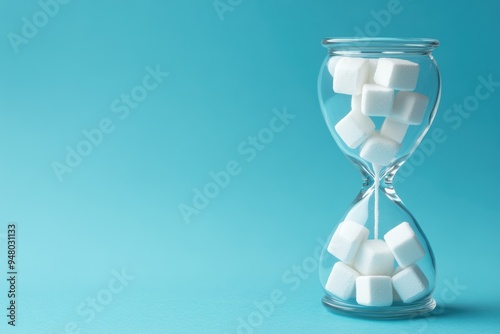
left=317, top=38, right=441, bottom=318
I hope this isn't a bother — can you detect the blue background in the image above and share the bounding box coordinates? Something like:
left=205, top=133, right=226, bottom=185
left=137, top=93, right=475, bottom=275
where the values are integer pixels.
left=1, top=0, right=499, bottom=333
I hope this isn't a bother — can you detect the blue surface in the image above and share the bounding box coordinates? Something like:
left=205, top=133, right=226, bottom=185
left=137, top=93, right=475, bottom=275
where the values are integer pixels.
left=1, top=0, right=500, bottom=333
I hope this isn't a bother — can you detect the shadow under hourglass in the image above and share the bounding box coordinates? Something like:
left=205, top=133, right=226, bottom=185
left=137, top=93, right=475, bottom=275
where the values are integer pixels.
left=429, top=302, right=499, bottom=320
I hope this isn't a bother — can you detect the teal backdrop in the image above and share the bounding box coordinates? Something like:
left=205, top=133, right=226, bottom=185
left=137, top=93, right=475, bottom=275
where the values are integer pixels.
left=0, top=0, right=499, bottom=333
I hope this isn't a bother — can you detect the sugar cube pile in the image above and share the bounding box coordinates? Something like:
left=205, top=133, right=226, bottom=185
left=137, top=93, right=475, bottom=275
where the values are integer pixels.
left=325, top=221, right=428, bottom=306
left=324, top=57, right=432, bottom=307
left=327, top=56, right=430, bottom=166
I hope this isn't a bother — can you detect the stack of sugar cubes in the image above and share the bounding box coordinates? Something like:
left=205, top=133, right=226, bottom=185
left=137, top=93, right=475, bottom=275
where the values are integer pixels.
left=328, top=57, right=429, bottom=166
left=325, top=221, right=429, bottom=306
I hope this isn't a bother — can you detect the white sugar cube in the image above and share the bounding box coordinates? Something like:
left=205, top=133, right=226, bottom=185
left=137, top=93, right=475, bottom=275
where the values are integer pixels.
left=391, top=92, right=429, bottom=125
left=356, top=276, right=393, bottom=306
left=374, top=58, right=420, bottom=91
left=328, top=221, right=369, bottom=264
left=333, top=57, right=370, bottom=95
left=327, top=57, right=341, bottom=77
left=384, top=222, right=425, bottom=268
left=351, top=95, right=362, bottom=111
left=335, top=110, right=375, bottom=149
left=325, top=262, right=360, bottom=300
left=391, top=265, right=429, bottom=303
left=353, top=239, right=394, bottom=276
left=360, top=133, right=400, bottom=166
left=361, top=84, right=394, bottom=117
left=380, top=118, right=409, bottom=144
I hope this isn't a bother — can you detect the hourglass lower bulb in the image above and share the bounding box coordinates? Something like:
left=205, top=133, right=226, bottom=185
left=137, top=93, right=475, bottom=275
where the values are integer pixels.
left=318, top=38, right=440, bottom=318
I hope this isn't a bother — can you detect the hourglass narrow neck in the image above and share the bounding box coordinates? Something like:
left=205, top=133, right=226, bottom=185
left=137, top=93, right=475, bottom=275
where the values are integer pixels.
left=360, top=169, right=403, bottom=207
left=360, top=166, right=396, bottom=191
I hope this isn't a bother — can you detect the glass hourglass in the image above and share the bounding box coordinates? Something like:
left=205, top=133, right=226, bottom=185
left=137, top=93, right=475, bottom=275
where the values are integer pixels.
left=317, top=38, right=441, bottom=318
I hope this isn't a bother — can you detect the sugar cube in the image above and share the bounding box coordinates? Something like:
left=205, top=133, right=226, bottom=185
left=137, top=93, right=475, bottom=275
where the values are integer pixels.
left=391, top=91, right=429, bottom=125
left=353, top=239, right=395, bottom=276
left=328, top=221, right=369, bottom=264
left=380, top=118, right=409, bottom=144
left=356, top=276, right=393, bottom=306
left=333, top=57, right=370, bottom=95
left=391, top=265, right=429, bottom=303
left=361, top=84, right=394, bottom=117
left=374, top=58, right=420, bottom=91
left=325, top=262, right=360, bottom=300
left=384, top=222, right=425, bottom=268
left=335, top=110, right=375, bottom=149
left=360, top=133, right=400, bottom=166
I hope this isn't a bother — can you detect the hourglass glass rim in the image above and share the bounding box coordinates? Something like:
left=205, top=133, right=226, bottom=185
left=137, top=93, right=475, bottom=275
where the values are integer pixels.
left=322, top=37, right=439, bottom=54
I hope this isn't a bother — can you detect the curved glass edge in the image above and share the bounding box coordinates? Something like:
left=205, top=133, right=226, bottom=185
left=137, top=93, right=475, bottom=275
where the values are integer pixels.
left=321, top=37, right=440, bottom=54
left=322, top=295, right=436, bottom=319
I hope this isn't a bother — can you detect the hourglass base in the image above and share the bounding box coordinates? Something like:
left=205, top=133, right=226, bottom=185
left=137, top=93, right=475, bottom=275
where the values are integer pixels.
left=322, top=295, right=436, bottom=319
